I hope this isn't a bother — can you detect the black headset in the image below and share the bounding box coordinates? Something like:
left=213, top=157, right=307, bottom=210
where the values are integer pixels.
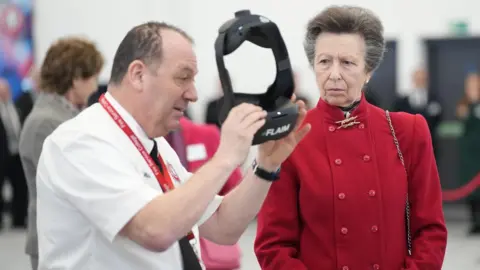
left=214, top=10, right=299, bottom=145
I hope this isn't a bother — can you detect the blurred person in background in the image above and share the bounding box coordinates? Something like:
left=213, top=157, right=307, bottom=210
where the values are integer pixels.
left=167, top=117, right=243, bottom=270
left=0, top=116, right=7, bottom=230
left=393, top=68, right=443, bottom=158
left=18, top=36, right=104, bottom=270
left=363, top=84, right=381, bottom=107
left=87, top=84, right=108, bottom=106
left=0, top=78, right=27, bottom=230
left=15, top=67, right=41, bottom=125
left=456, top=72, right=480, bottom=236
left=254, top=5, right=447, bottom=270
left=205, top=80, right=227, bottom=128
left=0, top=89, right=9, bottom=230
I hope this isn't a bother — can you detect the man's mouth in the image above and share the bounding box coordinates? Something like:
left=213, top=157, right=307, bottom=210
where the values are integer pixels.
left=174, top=107, right=185, bottom=113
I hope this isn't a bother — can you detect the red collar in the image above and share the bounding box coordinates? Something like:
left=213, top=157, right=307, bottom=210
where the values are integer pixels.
left=316, top=93, right=370, bottom=125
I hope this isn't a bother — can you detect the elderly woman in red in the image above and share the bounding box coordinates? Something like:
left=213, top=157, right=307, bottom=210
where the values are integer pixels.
left=254, top=5, right=447, bottom=270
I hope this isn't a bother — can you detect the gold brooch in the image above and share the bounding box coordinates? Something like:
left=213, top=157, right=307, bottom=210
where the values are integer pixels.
left=336, top=115, right=360, bottom=129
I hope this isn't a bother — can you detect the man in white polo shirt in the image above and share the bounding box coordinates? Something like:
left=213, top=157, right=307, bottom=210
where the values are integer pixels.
left=35, top=22, right=310, bottom=270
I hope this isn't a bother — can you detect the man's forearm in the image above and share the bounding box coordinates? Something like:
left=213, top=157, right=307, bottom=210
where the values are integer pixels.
left=214, top=167, right=273, bottom=242
left=143, top=155, right=235, bottom=247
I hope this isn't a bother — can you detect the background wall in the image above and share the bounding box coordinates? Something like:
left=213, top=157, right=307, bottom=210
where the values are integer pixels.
left=34, top=0, right=480, bottom=122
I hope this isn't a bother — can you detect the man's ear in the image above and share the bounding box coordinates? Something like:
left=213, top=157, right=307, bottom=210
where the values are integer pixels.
left=127, top=60, right=147, bottom=92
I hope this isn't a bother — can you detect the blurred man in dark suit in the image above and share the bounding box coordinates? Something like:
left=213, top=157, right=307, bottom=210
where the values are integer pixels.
left=204, top=80, right=224, bottom=128
left=87, top=84, right=108, bottom=106
left=0, top=118, right=8, bottom=229
left=0, top=78, right=27, bottom=229
left=393, top=68, right=443, bottom=157
left=15, top=67, right=40, bottom=125
left=363, top=85, right=381, bottom=108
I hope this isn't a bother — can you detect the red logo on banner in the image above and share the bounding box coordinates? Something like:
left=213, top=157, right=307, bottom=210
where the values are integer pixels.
left=0, top=5, right=24, bottom=38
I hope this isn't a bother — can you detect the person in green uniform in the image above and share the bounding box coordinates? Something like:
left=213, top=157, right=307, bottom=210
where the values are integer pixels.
left=456, top=72, right=480, bottom=235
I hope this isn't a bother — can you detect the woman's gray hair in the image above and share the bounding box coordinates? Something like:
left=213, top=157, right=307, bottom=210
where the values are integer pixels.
left=304, top=5, right=386, bottom=73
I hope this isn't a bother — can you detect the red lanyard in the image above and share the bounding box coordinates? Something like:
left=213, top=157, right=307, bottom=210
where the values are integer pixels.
left=99, top=94, right=194, bottom=239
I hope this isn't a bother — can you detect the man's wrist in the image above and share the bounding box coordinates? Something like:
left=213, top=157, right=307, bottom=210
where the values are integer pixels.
left=211, top=154, right=237, bottom=172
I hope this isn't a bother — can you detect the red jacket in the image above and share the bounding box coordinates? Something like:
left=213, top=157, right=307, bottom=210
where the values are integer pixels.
left=179, top=117, right=242, bottom=194
left=254, top=97, right=447, bottom=270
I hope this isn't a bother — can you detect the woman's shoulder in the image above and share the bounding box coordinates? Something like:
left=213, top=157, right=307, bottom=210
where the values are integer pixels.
left=368, top=105, right=428, bottom=135
left=388, top=110, right=430, bottom=138
left=368, top=105, right=431, bottom=146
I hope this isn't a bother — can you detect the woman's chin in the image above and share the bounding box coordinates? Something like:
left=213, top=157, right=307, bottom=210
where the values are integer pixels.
left=324, top=95, right=352, bottom=107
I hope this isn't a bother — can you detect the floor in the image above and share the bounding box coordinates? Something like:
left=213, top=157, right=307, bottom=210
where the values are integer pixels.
left=1, top=220, right=479, bottom=270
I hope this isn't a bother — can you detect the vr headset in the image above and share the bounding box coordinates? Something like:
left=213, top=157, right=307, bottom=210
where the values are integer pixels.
left=214, top=10, right=299, bottom=145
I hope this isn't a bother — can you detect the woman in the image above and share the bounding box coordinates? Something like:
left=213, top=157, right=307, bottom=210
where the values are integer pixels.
left=18, top=36, right=104, bottom=269
left=254, top=6, right=447, bottom=270
left=456, top=72, right=480, bottom=235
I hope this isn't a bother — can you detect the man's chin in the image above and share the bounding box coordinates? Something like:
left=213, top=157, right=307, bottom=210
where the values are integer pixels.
left=167, top=120, right=182, bottom=131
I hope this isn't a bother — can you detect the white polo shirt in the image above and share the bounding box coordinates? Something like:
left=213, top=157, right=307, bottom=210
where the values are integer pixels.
left=36, top=92, right=223, bottom=270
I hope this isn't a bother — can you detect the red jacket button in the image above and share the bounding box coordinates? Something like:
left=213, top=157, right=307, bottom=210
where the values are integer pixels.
left=342, top=266, right=349, bottom=270
left=338, top=193, right=346, bottom=200
left=373, top=264, right=380, bottom=269
left=359, top=123, right=365, bottom=129
left=363, top=155, right=370, bottom=162
left=369, top=190, right=376, bottom=197
left=335, top=159, right=342, bottom=165
left=341, top=227, right=348, bottom=234
left=329, top=125, right=335, bottom=132
left=371, top=225, right=378, bottom=232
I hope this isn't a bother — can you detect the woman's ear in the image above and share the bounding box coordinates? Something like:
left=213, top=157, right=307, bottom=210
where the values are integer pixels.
left=365, top=72, right=372, bottom=84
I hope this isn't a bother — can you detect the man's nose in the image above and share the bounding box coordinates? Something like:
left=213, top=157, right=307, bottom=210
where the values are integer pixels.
left=185, top=85, right=198, bottom=102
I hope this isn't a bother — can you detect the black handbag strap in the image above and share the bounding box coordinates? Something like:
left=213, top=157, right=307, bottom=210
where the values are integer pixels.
left=385, top=110, right=412, bottom=256
left=179, top=236, right=203, bottom=270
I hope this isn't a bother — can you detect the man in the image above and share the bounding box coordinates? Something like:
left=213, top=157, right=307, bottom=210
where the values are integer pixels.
left=36, top=22, right=310, bottom=270
left=88, top=90, right=243, bottom=268
left=0, top=117, right=8, bottom=230
left=0, top=78, right=27, bottom=229
left=16, top=67, right=41, bottom=125
left=19, top=36, right=104, bottom=270
left=393, top=68, right=443, bottom=157
left=204, top=80, right=226, bottom=128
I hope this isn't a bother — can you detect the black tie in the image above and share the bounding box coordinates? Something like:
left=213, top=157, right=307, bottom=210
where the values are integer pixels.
left=149, top=140, right=203, bottom=270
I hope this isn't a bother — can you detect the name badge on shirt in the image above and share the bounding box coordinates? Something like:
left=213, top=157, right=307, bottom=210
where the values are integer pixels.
left=187, top=144, right=207, bottom=162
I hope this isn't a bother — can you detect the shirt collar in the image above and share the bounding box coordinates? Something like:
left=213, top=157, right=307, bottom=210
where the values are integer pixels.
left=104, top=92, right=154, bottom=152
